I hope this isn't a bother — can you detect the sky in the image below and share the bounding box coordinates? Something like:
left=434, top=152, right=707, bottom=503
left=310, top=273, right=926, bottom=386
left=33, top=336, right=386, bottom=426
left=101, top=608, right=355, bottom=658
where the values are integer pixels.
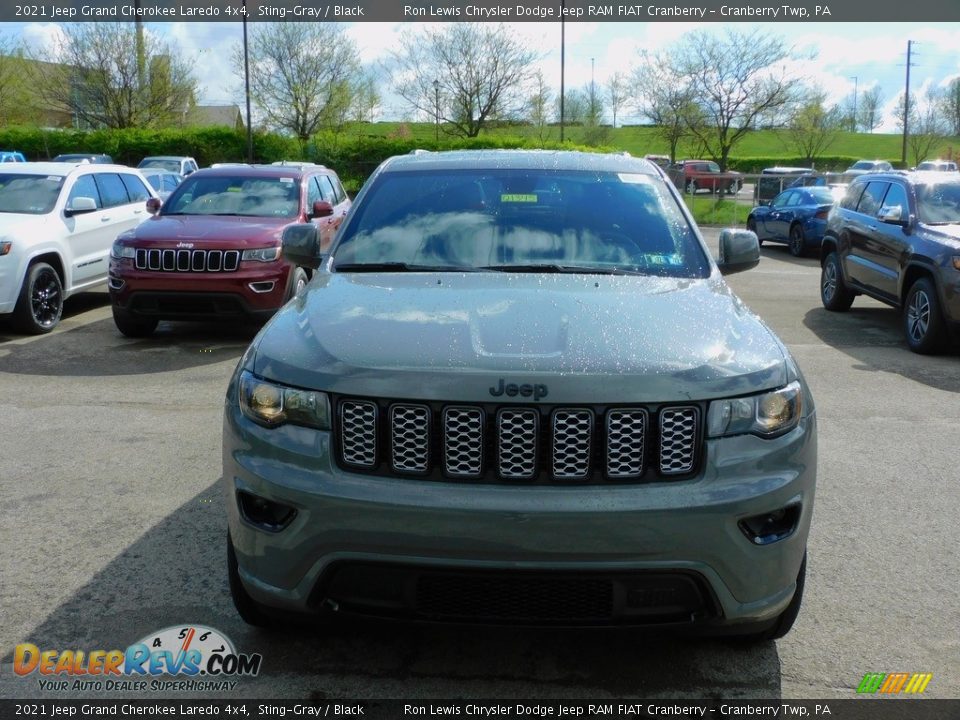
left=8, top=20, right=960, bottom=132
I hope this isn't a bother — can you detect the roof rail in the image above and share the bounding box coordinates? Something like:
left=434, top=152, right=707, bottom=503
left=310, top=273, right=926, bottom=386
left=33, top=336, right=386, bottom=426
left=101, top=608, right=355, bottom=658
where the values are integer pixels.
left=268, top=161, right=325, bottom=168
left=409, top=149, right=431, bottom=156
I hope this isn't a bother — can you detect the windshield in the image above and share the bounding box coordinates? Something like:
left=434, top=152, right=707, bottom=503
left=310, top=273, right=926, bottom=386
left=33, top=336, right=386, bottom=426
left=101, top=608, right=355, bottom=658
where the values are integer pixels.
left=334, top=169, right=710, bottom=278
left=162, top=174, right=300, bottom=217
left=140, top=159, right=182, bottom=173
left=851, top=162, right=875, bottom=170
left=0, top=173, right=64, bottom=214
left=915, top=181, right=960, bottom=224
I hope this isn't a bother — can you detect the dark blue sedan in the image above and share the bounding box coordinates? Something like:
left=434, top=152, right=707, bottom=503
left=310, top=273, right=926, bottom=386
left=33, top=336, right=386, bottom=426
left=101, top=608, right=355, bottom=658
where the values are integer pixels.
left=747, top=186, right=841, bottom=257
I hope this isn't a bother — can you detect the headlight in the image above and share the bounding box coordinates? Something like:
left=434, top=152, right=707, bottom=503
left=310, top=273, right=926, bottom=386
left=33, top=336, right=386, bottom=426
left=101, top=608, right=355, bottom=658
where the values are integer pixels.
left=111, top=243, right=135, bottom=259
left=706, top=381, right=803, bottom=438
left=239, top=370, right=330, bottom=430
left=241, top=247, right=281, bottom=262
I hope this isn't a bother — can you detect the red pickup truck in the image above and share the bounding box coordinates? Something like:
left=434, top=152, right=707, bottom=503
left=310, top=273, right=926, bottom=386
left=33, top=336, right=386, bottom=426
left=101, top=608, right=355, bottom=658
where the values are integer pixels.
left=668, top=160, right=743, bottom=195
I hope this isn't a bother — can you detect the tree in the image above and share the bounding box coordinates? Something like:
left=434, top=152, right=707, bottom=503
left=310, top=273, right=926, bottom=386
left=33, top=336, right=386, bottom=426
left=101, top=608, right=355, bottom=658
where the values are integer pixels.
left=582, top=83, right=609, bottom=146
left=786, top=90, right=844, bottom=164
left=389, top=23, right=538, bottom=138
left=351, top=71, right=381, bottom=124
left=32, top=23, right=196, bottom=129
left=605, top=72, right=627, bottom=129
left=556, top=88, right=587, bottom=126
left=669, top=29, right=797, bottom=170
left=235, top=23, right=360, bottom=143
left=528, top=71, right=552, bottom=142
left=631, top=50, right=695, bottom=163
left=858, top=85, right=884, bottom=133
left=939, top=78, right=960, bottom=137
left=906, top=91, right=948, bottom=165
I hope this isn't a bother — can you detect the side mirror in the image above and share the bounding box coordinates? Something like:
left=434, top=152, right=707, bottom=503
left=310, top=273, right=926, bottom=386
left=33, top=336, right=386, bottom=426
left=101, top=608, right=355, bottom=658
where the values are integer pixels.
left=282, top=223, right=324, bottom=269
left=310, top=200, right=334, bottom=219
left=878, top=205, right=904, bottom=224
left=718, top=228, right=760, bottom=275
left=64, top=196, right=97, bottom=216
left=146, top=197, right=162, bottom=215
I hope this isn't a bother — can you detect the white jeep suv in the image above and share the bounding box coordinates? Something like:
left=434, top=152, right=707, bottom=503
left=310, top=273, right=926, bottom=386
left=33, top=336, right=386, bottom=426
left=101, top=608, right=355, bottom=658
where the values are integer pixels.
left=0, top=162, right=157, bottom=333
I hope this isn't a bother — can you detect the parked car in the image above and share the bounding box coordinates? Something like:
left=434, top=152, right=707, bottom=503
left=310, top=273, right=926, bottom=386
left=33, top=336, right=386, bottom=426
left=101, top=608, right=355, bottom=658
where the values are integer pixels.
left=842, top=159, right=893, bottom=182
left=138, top=155, right=199, bottom=176
left=0, top=151, right=27, bottom=163
left=0, top=162, right=158, bottom=333
left=914, top=159, right=958, bottom=172
left=753, top=167, right=815, bottom=205
left=108, top=163, right=351, bottom=337
left=223, top=150, right=816, bottom=641
left=668, top=159, right=743, bottom=194
left=51, top=153, right=114, bottom=164
left=747, top=186, right=838, bottom=256
left=139, top=168, right=184, bottom=200
left=820, top=171, right=960, bottom=353
left=643, top=154, right=671, bottom=171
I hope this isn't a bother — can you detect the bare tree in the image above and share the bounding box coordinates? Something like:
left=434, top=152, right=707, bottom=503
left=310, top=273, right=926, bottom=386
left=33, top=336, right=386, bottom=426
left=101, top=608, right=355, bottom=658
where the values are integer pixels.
left=351, top=71, right=381, bottom=124
left=556, top=88, right=587, bottom=126
left=858, top=85, right=884, bottom=133
left=32, top=23, right=196, bottom=129
left=235, top=23, right=360, bottom=143
left=389, top=24, right=538, bottom=138
left=528, top=71, right=552, bottom=142
left=670, top=29, right=797, bottom=170
left=632, top=50, right=695, bottom=163
left=605, top=71, right=627, bottom=128
left=785, top=90, right=844, bottom=164
left=905, top=91, right=948, bottom=165
left=939, top=78, right=960, bottom=137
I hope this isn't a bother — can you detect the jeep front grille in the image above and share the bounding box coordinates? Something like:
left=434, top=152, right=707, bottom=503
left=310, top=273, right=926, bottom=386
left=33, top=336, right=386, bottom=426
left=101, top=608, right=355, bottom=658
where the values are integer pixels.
left=336, top=398, right=701, bottom=484
left=135, top=248, right=241, bottom=273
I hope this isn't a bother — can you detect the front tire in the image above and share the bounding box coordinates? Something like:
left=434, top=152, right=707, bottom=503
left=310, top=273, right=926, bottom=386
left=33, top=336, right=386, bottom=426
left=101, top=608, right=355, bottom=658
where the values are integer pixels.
left=729, top=552, right=807, bottom=643
left=820, top=252, right=854, bottom=311
left=686, top=179, right=697, bottom=194
left=227, top=532, right=275, bottom=628
left=13, top=262, right=63, bottom=334
left=286, top=267, right=308, bottom=302
left=746, top=217, right=762, bottom=245
left=112, top=307, right=159, bottom=338
left=788, top=224, right=806, bottom=257
left=904, top=277, right=946, bottom=355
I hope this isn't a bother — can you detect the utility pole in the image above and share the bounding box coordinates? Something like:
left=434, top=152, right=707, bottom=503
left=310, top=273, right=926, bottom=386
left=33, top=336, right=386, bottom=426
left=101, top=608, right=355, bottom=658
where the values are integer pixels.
left=433, top=79, right=440, bottom=142
left=901, top=40, right=913, bottom=166
left=850, top=76, right=858, bottom=132
left=243, top=0, right=253, bottom=163
left=560, top=2, right=565, bottom=143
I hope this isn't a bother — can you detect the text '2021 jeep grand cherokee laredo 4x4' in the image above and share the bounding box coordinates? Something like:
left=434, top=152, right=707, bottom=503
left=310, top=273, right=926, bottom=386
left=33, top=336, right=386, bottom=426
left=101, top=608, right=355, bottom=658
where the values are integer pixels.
left=108, top=164, right=350, bottom=336
left=223, top=150, right=817, bottom=639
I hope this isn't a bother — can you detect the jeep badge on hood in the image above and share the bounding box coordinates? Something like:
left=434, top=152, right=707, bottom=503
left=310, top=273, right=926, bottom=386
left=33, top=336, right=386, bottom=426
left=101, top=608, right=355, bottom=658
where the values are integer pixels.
left=489, top=379, right=549, bottom=401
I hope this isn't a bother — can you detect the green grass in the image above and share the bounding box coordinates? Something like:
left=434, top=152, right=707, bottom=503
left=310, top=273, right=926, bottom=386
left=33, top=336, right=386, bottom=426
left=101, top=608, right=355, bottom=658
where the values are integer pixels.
left=343, top=121, right=960, bottom=169
left=683, top=196, right=752, bottom=227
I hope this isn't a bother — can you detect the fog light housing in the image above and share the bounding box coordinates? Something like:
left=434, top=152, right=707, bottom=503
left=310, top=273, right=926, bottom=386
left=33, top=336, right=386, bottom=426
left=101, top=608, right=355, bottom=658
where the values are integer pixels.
left=237, top=490, right=296, bottom=532
left=738, top=504, right=801, bottom=545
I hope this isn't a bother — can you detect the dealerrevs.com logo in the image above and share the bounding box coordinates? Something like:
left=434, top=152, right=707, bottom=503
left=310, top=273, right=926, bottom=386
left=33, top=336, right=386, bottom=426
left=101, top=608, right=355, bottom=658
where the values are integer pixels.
left=14, top=625, right=262, bottom=692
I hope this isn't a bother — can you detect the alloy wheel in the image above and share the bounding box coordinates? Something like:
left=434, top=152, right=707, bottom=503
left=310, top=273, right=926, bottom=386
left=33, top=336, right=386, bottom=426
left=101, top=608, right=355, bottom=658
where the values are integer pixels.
left=906, top=288, right=931, bottom=343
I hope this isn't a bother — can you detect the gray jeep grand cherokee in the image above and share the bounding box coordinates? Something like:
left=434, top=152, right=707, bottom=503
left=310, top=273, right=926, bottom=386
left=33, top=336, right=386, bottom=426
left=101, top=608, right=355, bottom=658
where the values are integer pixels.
left=223, top=150, right=817, bottom=639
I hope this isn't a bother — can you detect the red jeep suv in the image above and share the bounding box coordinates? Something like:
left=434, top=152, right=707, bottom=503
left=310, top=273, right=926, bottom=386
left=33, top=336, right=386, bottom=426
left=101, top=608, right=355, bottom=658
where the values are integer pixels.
left=108, top=164, right=350, bottom=336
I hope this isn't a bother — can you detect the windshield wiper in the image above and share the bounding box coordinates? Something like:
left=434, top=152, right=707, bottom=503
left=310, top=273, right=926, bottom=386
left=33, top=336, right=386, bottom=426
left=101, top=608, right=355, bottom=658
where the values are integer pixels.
left=334, top=262, right=479, bottom=272
left=479, top=263, right=641, bottom=275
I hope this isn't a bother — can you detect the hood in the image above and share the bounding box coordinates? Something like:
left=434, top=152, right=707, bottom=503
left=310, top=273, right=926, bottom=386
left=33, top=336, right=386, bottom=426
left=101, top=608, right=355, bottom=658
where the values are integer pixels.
left=0, top=214, right=49, bottom=237
left=127, top=215, right=291, bottom=247
left=920, top=223, right=960, bottom=244
left=251, top=273, right=790, bottom=403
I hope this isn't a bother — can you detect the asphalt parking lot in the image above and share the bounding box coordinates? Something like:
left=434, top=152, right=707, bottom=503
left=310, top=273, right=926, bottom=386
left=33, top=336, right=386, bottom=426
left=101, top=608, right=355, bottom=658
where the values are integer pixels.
left=2, top=227, right=958, bottom=700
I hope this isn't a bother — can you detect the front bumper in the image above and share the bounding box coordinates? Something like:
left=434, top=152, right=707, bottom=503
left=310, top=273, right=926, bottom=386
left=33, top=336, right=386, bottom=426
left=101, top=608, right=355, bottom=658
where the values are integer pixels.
left=222, top=400, right=816, bottom=629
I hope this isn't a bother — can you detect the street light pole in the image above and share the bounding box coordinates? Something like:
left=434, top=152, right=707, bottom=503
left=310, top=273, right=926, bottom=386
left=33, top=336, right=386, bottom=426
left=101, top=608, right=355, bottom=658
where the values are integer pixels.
left=850, top=76, right=858, bottom=132
left=242, top=0, right=253, bottom=163
left=433, top=79, right=440, bottom=142
left=560, top=1, right=565, bottom=142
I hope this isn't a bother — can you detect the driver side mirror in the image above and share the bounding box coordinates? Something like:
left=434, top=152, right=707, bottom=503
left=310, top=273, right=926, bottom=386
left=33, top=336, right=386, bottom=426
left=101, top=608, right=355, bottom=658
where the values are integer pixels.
left=146, top=197, right=162, bottom=215
left=282, top=223, right=324, bottom=269
left=878, top=204, right=905, bottom=224
left=64, top=196, right=97, bottom=217
left=717, top=228, right=760, bottom=275
left=310, top=200, right=334, bottom=219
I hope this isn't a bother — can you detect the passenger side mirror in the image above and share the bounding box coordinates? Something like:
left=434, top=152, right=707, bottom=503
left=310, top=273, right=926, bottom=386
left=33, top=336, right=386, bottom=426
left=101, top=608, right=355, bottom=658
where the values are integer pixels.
left=878, top=205, right=905, bottom=224
left=717, top=228, right=760, bottom=275
left=310, top=200, right=334, bottom=219
left=64, top=196, right=97, bottom=217
left=146, top=197, right=162, bottom=215
left=282, top=223, right=324, bottom=269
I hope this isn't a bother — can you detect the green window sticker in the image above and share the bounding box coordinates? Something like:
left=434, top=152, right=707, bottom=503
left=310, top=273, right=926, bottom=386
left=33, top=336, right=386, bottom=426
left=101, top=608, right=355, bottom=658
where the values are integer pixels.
left=500, top=193, right=538, bottom=203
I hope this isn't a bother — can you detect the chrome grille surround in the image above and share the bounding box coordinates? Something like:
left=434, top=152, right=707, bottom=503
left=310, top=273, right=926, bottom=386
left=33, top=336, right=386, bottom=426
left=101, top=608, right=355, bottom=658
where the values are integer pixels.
left=390, top=404, right=430, bottom=473
left=443, top=407, right=484, bottom=478
left=552, top=409, right=593, bottom=480
left=496, top=408, right=539, bottom=480
left=606, top=409, right=647, bottom=479
left=659, top=407, right=699, bottom=475
left=135, top=248, right=240, bottom=272
left=339, top=400, right=378, bottom=469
